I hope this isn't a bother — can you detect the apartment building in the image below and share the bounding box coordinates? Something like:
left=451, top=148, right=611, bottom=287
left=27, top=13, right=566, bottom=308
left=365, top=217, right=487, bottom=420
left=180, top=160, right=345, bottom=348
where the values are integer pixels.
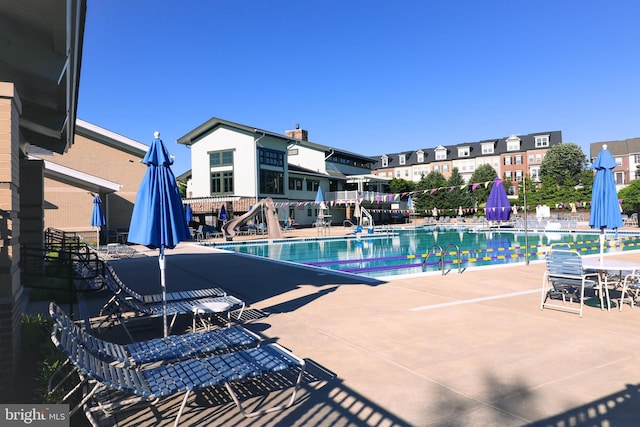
left=590, top=138, right=640, bottom=189
left=372, top=131, right=562, bottom=195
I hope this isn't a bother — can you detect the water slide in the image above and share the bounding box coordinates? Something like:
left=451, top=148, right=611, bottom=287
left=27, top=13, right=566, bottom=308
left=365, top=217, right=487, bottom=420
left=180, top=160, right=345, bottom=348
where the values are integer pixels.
left=221, top=197, right=283, bottom=241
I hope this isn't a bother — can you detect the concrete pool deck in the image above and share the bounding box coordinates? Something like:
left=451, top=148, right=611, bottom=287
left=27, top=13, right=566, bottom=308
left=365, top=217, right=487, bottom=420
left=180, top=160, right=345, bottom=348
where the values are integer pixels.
left=70, top=224, right=640, bottom=426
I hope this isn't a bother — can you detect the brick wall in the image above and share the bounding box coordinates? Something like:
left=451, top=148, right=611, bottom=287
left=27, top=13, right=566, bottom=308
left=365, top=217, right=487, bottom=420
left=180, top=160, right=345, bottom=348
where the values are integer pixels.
left=0, top=82, right=23, bottom=397
left=43, top=132, right=147, bottom=232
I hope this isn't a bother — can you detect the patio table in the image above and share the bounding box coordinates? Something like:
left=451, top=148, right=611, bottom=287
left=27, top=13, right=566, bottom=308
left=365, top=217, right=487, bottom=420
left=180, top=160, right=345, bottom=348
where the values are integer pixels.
left=582, top=258, right=640, bottom=311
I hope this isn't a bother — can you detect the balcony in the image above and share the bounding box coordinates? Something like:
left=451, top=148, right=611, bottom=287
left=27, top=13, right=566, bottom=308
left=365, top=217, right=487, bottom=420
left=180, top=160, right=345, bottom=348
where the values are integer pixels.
left=326, top=191, right=395, bottom=202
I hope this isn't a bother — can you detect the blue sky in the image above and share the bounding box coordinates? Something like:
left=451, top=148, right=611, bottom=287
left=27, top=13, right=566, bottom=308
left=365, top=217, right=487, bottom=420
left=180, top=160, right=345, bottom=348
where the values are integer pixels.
left=78, top=1, right=640, bottom=175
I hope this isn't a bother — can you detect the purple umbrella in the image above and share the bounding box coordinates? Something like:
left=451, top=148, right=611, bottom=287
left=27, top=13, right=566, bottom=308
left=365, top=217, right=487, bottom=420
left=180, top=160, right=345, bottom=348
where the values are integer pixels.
left=485, top=178, right=511, bottom=222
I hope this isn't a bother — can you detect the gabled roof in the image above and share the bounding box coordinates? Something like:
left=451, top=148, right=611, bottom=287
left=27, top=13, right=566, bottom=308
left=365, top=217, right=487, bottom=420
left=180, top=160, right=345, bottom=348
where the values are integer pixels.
left=176, top=117, right=297, bottom=146
left=177, top=116, right=375, bottom=163
left=0, top=0, right=86, bottom=153
left=371, top=131, right=562, bottom=169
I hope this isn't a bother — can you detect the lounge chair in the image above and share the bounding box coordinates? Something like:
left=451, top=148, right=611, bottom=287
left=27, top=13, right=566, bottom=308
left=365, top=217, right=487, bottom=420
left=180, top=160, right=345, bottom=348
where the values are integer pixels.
left=49, top=302, right=260, bottom=367
left=99, top=263, right=227, bottom=312
left=540, top=248, right=604, bottom=317
left=98, top=265, right=244, bottom=338
left=50, top=323, right=306, bottom=423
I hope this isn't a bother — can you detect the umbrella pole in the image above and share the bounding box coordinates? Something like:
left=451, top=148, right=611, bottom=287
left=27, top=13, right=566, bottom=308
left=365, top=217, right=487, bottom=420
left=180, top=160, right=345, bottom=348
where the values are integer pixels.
left=599, top=229, right=605, bottom=266
left=159, top=247, right=168, bottom=337
left=96, top=227, right=100, bottom=250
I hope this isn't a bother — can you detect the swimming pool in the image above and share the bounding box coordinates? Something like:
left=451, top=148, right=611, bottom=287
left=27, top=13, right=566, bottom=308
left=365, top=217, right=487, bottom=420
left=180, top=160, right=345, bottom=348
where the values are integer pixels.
left=210, top=227, right=640, bottom=278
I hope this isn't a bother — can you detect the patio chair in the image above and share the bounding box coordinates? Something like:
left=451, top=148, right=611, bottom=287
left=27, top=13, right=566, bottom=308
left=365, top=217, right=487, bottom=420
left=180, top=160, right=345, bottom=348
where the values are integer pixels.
left=617, top=272, right=640, bottom=311
left=49, top=302, right=261, bottom=367
left=540, top=248, right=603, bottom=317
left=50, top=323, right=306, bottom=423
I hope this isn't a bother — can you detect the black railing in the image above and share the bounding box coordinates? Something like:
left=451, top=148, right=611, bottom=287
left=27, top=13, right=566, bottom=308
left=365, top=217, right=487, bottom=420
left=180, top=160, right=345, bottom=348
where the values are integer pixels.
left=22, top=228, right=106, bottom=316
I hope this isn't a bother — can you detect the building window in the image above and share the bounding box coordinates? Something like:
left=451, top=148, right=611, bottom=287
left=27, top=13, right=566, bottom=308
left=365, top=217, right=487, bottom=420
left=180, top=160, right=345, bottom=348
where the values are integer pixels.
left=399, top=154, right=406, bottom=165
left=528, top=154, right=534, bottom=163
left=515, top=170, right=523, bottom=182
left=458, top=147, right=470, bottom=157
left=404, top=169, right=409, bottom=177
left=381, top=155, right=388, bottom=167
left=615, top=171, right=624, bottom=185
left=443, top=164, right=449, bottom=172
left=536, top=154, right=542, bottom=163
left=417, top=150, right=424, bottom=163
left=260, top=170, right=284, bottom=194
left=306, top=180, right=319, bottom=191
left=615, top=157, right=623, bottom=166
left=210, top=150, right=234, bottom=167
left=530, top=166, right=540, bottom=182
left=435, top=146, right=447, bottom=160
left=504, top=171, right=512, bottom=179
left=258, top=148, right=284, bottom=167
left=481, top=143, right=494, bottom=154
left=288, top=177, right=303, bottom=191
left=506, top=135, right=521, bottom=151
left=433, top=165, right=440, bottom=172
left=211, top=171, right=233, bottom=194
left=515, top=155, right=523, bottom=165
left=504, top=156, right=512, bottom=166
left=535, top=135, right=549, bottom=148
left=634, top=154, right=640, bottom=163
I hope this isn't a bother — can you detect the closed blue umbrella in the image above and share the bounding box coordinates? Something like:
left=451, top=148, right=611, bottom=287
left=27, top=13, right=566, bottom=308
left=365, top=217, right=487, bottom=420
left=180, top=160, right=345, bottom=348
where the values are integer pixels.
left=219, top=204, right=227, bottom=221
left=315, top=187, right=325, bottom=208
left=185, top=203, right=193, bottom=224
left=590, top=144, right=623, bottom=264
left=91, top=194, right=106, bottom=249
left=485, top=178, right=511, bottom=222
left=128, top=132, right=190, bottom=337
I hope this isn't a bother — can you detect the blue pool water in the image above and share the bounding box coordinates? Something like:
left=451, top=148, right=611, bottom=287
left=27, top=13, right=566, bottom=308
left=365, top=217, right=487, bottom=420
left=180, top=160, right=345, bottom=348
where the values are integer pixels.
left=210, top=227, right=640, bottom=278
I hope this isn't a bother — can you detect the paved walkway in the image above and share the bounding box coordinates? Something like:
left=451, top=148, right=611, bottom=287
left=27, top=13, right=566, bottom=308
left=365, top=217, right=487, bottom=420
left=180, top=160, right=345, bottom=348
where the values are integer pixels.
left=69, top=225, right=640, bottom=426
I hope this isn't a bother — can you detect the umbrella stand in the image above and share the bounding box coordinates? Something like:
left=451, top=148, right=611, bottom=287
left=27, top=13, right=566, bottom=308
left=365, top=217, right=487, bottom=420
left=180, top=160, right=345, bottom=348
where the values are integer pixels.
left=159, top=246, right=168, bottom=337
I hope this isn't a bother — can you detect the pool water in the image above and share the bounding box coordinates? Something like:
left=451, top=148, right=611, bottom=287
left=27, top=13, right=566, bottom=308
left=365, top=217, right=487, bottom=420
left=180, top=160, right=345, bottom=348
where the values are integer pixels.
left=211, top=227, right=640, bottom=278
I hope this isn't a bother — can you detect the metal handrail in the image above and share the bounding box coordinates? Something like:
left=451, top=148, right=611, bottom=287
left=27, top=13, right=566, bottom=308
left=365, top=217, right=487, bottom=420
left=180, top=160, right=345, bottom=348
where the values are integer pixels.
left=443, top=243, right=462, bottom=274
left=423, top=244, right=444, bottom=273
left=422, top=243, right=463, bottom=275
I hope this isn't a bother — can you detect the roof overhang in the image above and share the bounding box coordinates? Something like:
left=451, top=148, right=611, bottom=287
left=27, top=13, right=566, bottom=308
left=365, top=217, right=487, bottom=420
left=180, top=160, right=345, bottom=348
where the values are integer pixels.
left=76, top=119, right=148, bottom=157
left=0, top=0, right=86, bottom=154
left=29, top=155, right=121, bottom=194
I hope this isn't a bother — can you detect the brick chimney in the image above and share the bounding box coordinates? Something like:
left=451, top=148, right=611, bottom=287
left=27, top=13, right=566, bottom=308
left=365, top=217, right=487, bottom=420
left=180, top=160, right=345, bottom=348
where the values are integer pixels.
left=285, top=124, right=308, bottom=141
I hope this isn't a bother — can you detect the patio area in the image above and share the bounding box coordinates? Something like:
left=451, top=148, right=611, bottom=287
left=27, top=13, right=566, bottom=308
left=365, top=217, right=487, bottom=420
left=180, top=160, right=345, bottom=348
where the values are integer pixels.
left=59, top=228, right=640, bottom=426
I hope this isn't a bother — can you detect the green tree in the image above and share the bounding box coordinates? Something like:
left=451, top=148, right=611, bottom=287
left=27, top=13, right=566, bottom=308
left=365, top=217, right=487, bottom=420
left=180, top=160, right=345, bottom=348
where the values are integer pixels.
left=389, top=178, right=415, bottom=195
left=618, top=180, right=640, bottom=214
left=468, top=164, right=497, bottom=208
left=446, top=168, right=472, bottom=214
left=539, top=143, right=588, bottom=186
left=414, top=171, right=447, bottom=215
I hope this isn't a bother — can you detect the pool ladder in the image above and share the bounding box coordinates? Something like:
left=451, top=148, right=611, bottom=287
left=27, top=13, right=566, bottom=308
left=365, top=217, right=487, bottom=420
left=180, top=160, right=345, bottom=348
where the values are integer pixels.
left=422, top=243, right=462, bottom=275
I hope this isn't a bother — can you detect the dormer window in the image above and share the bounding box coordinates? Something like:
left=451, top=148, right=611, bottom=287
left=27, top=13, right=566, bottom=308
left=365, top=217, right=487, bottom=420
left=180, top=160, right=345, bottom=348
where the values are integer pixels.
left=399, top=154, right=406, bottom=165
left=417, top=150, right=424, bottom=163
left=435, top=145, right=447, bottom=161
left=506, top=135, right=521, bottom=151
left=535, top=135, right=549, bottom=148
left=481, top=142, right=494, bottom=154
left=381, top=155, right=388, bottom=168
left=458, top=146, right=470, bottom=157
